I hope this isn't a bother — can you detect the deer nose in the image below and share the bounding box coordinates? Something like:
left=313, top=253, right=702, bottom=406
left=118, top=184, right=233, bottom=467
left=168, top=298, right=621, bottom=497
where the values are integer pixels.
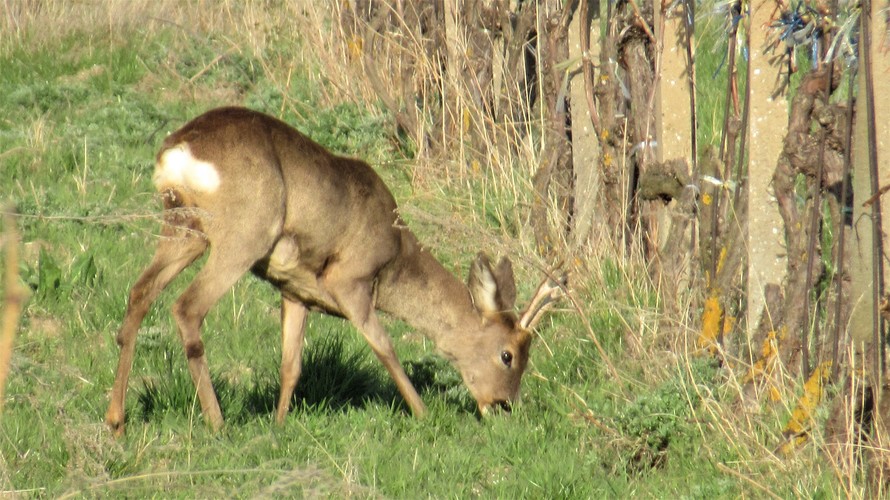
left=480, top=400, right=512, bottom=416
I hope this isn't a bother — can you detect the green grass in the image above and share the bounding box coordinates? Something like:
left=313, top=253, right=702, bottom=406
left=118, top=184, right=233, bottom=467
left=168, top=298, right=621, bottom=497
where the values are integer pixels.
left=0, top=2, right=861, bottom=497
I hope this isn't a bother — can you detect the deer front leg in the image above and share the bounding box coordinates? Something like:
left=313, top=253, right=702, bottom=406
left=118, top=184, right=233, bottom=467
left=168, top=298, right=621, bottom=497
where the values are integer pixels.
left=364, top=312, right=427, bottom=417
left=325, top=278, right=427, bottom=417
left=276, top=296, right=308, bottom=424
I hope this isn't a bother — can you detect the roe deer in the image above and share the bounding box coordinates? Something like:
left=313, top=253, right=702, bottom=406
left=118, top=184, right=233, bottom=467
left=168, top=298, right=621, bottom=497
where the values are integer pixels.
left=105, top=107, right=563, bottom=435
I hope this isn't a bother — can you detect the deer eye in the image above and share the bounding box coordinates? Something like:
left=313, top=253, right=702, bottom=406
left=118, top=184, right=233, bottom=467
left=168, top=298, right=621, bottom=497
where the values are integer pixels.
left=500, top=350, right=513, bottom=368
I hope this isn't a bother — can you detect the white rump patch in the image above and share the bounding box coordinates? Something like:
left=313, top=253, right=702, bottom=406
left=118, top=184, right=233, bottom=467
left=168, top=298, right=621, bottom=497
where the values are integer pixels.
left=153, top=143, right=221, bottom=194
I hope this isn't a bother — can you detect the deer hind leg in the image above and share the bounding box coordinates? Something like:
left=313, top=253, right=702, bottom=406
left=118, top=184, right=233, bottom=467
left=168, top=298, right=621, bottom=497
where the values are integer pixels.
left=322, top=273, right=427, bottom=417
left=170, top=239, right=272, bottom=431
left=275, top=296, right=308, bottom=424
left=106, top=225, right=208, bottom=436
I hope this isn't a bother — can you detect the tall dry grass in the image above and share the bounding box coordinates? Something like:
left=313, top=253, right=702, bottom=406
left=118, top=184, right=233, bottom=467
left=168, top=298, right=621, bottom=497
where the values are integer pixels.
left=293, top=4, right=883, bottom=494
left=3, top=0, right=186, bottom=48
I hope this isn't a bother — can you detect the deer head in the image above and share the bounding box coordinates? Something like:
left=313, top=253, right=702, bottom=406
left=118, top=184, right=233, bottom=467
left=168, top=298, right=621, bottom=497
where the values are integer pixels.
left=458, top=253, right=565, bottom=414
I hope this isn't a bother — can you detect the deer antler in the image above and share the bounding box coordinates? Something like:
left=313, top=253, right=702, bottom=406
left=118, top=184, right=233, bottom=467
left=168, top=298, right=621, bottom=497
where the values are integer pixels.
left=518, top=270, right=568, bottom=331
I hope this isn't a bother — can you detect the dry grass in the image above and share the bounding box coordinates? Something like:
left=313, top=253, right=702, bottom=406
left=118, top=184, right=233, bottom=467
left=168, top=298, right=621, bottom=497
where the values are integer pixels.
left=3, top=0, right=187, bottom=48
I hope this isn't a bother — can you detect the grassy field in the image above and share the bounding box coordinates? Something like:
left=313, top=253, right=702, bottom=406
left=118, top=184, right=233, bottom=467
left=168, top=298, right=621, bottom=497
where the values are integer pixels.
left=0, top=1, right=855, bottom=497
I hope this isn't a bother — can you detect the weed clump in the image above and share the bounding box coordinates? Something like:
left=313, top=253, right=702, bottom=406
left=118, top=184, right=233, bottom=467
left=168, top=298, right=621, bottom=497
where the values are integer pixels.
left=597, top=358, right=720, bottom=473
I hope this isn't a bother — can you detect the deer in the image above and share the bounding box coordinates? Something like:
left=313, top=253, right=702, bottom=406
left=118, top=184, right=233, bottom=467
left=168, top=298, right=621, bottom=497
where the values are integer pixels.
left=105, top=107, right=563, bottom=435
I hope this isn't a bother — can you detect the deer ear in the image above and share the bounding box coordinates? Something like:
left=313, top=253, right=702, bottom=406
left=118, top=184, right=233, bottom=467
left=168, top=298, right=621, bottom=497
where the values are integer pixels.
left=468, top=253, right=513, bottom=317
left=493, top=256, right=517, bottom=310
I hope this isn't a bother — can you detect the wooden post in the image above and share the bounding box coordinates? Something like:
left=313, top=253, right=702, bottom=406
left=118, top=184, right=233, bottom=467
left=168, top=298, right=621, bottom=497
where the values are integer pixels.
left=746, top=0, right=789, bottom=335
left=569, top=0, right=602, bottom=248
left=849, top=0, right=890, bottom=382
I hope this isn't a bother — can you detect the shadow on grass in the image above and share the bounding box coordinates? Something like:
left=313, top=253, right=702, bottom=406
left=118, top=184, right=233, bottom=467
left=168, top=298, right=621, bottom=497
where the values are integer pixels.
left=134, top=335, right=475, bottom=424
left=404, top=355, right=477, bottom=414
left=235, top=335, right=393, bottom=421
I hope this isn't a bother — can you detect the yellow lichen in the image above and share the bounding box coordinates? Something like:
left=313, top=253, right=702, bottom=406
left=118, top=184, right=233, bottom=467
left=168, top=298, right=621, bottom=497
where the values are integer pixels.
left=696, top=295, right=722, bottom=356
left=346, top=36, right=363, bottom=60
left=777, top=361, right=832, bottom=456
left=742, top=327, right=787, bottom=403
left=716, top=246, right=728, bottom=275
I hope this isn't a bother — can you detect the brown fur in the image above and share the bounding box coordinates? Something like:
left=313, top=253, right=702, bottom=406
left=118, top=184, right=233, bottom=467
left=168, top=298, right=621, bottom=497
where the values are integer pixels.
left=105, top=107, right=555, bottom=435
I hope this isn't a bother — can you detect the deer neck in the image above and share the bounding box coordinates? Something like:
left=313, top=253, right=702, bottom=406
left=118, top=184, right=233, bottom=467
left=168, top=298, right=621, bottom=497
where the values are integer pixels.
left=375, top=230, right=481, bottom=360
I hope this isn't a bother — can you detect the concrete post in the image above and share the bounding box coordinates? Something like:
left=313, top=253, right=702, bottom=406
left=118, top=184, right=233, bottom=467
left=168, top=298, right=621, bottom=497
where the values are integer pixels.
left=746, top=0, right=790, bottom=336
left=569, top=0, right=602, bottom=248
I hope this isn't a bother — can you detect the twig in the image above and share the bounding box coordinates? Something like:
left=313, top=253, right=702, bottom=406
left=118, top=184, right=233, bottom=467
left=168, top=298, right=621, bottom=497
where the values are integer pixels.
left=861, top=183, right=890, bottom=208
left=682, top=0, right=697, bottom=174
left=577, top=408, right=620, bottom=436
left=682, top=0, right=699, bottom=260
left=579, top=0, right=602, bottom=133
left=0, top=206, right=24, bottom=415
left=802, top=64, right=837, bottom=378
left=57, top=468, right=286, bottom=500
left=860, top=0, right=886, bottom=380
left=713, top=7, right=742, bottom=286
left=627, top=0, right=657, bottom=43
left=831, top=60, right=857, bottom=381
left=715, top=462, right=783, bottom=500
left=188, top=53, right=227, bottom=84
left=0, top=210, right=160, bottom=224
